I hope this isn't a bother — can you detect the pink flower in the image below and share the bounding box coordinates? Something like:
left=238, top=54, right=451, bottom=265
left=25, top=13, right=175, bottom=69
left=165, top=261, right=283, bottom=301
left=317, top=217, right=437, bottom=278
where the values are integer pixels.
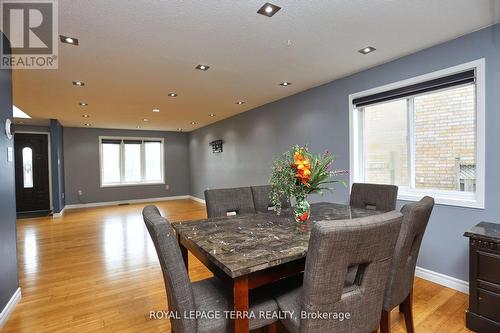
left=331, top=169, right=349, bottom=176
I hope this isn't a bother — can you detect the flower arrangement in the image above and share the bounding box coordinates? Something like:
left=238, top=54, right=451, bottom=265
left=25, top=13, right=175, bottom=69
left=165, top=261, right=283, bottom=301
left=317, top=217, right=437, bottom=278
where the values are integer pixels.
left=270, top=145, right=347, bottom=222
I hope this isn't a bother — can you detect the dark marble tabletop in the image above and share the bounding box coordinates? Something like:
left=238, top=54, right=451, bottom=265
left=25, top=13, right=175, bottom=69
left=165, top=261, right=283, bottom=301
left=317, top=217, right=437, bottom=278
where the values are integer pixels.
left=172, top=202, right=382, bottom=278
left=464, top=221, right=500, bottom=243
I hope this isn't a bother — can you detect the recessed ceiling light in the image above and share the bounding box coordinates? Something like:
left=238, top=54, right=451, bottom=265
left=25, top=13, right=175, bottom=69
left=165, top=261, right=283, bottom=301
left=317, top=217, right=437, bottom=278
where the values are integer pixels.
left=209, top=113, right=215, bottom=117
left=60, top=35, right=79, bottom=45
left=280, top=81, right=292, bottom=86
left=358, top=46, right=376, bottom=54
left=195, top=64, right=210, bottom=71
left=236, top=101, right=245, bottom=105
left=84, top=123, right=91, bottom=127
left=152, top=108, right=160, bottom=113
left=82, top=114, right=90, bottom=118
left=190, top=121, right=196, bottom=125
left=79, top=102, right=88, bottom=106
left=168, top=92, right=178, bottom=97
left=143, top=118, right=149, bottom=122
left=177, top=128, right=183, bottom=132
left=73, top=81, right=85, bottom=86
left=257, top=2, right=281, bottom=17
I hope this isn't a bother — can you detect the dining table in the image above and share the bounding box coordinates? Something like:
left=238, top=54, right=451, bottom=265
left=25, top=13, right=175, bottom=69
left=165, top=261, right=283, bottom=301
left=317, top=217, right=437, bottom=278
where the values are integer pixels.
left=172, top=202, right=383, bottom=333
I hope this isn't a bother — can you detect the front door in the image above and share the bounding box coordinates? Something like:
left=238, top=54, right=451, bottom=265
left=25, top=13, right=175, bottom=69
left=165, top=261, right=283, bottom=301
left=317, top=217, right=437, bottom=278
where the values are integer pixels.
left=14, top=133, right=51, bottom=213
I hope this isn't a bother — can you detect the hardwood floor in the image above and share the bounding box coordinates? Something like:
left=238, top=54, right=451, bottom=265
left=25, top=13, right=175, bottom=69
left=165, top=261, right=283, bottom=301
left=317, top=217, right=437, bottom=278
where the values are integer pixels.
left=3, top=199, right=471, bottom=333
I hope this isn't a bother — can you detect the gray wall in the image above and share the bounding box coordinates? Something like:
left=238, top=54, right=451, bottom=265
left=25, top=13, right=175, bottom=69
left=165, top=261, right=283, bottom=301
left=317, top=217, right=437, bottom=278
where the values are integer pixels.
left=64, top=127, right=190, bottom=205
left=189, top=23, right=500, bottom=282
left=0, top=34, right=19, bottom=314
left=50, top=120, right=65, bottom=213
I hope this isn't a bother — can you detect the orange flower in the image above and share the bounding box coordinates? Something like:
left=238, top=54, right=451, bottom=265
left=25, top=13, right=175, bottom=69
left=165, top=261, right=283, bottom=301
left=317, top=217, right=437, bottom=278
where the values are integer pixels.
left=293, top=149, right=312, bottom=186
left=293, top=152, right=304, bottom=168
left=294, top=150, right=303, bottom=161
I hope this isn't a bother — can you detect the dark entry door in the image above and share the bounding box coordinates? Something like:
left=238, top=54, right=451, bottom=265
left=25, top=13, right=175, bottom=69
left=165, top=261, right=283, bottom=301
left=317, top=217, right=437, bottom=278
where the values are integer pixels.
left=14, top=133, right=50, bottom=213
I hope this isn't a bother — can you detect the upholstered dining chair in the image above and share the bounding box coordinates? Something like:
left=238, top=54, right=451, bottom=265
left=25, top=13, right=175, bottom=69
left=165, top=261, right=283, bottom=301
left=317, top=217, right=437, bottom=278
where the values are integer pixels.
left=271, top=211, right=403, bottom=333
left=350, top=183, right=399, bottom=212
left=380, top=196, right=434, bottom=333
left=142, top=205, right=278, bottom=333
left=251, top=185, right=291, bottom=213
left=204, top=187, right=256, bottom=218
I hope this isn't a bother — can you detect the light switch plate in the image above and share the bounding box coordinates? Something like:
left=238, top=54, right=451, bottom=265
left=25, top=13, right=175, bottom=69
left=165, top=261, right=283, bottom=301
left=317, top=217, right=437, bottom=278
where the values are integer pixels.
left=7, top=146, right=13, bottom=162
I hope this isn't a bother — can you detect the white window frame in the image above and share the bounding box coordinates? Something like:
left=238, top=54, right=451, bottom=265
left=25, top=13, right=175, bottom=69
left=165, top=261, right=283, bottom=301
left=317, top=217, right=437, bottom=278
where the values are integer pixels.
left=99, top=136, right=165, bottom=187
left=349, top=59, right=485, bottom=209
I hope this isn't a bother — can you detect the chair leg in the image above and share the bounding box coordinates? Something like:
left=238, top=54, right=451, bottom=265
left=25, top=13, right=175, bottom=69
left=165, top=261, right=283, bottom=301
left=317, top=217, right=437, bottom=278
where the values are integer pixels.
left=380, top=310, right=391, bottom=333
left=400, top=287, right=415, bottom=333
left=267, top=322, right=278, bottom=333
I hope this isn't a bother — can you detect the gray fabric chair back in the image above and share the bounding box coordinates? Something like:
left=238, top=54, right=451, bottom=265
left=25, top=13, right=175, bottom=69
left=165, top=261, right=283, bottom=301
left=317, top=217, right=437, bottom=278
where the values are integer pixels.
left=301, top=211, right=403, bottom=332
left=204, top=187, right=256, bottom=218
left=350, top=183, right=398, bottom=211
left=251, top=185, right=291, bottom=213
left=142, top=205, right=197, bottom=333
left=383, top=196, right=434, bottom=311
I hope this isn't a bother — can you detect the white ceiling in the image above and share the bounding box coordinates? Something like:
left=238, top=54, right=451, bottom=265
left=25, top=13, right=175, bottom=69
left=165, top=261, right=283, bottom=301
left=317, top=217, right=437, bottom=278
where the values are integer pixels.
left=12, top=0, right=500, bottom=131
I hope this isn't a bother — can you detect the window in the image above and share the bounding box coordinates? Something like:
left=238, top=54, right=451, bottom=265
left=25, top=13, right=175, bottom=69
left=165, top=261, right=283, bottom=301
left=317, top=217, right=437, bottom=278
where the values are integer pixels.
left=350, top=60, right=485, bottom=208
left=99, top=137, right=164, bottom=186
left=22, top=147, right=34, bottom=188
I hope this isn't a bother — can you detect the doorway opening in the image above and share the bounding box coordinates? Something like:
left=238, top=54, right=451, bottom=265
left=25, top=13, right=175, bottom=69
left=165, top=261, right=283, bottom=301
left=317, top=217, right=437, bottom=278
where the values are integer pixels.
left=14, top=132, right=52, bottom=218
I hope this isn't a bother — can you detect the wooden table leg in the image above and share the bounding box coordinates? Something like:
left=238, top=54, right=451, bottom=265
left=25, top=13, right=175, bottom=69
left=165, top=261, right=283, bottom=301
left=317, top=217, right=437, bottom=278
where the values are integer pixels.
left=232, top=276, right=249, bottom=333
left=267, top=322, right=278, bottom=333
left=177, top=235, right=188, bottom=270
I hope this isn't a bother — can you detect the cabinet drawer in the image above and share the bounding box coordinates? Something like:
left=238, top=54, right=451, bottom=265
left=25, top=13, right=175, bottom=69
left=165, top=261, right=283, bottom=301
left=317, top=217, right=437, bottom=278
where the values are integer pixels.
left=478, top=279, right=500, bottom=295
left=477, top=250, right=500, bottom=285
left=477, top=288, right=500, bottom=323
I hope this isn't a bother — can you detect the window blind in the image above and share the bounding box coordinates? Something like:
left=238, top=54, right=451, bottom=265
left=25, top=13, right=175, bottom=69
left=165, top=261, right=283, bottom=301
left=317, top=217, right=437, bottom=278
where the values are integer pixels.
left=123, top=139, right=143, bottom=144
left=352, top=69, right=475, bottom=108
left=101, top=139, right=122, bottom=144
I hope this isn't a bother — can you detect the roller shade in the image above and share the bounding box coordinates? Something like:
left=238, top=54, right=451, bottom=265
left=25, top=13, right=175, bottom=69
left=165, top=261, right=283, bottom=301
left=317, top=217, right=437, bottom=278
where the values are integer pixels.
left=101, top=139, right=122, bottom=144
left=353, top=69, right=475, bottom=108
left=123, top=140, right=143, bottom=144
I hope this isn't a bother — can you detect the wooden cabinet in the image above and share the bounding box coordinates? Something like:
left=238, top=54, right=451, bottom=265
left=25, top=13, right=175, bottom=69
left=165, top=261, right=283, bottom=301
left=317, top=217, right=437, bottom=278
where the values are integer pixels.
left=464, top=222, right=500, bottom=332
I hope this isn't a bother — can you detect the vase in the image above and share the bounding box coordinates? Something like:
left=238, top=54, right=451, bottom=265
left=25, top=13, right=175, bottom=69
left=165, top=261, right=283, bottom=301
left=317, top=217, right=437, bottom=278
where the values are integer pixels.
left=293, top=197, right=311, bottom=222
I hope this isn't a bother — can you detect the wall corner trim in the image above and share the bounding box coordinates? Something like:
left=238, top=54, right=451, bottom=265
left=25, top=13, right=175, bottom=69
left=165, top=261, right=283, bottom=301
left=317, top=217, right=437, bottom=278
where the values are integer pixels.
left=415, top=266, right=469, bottom=294
left=0, top=288, right=21, bottom=329
left=189, top=196, right=206, bottom=204
left=52, top=206, right=66, bottom=218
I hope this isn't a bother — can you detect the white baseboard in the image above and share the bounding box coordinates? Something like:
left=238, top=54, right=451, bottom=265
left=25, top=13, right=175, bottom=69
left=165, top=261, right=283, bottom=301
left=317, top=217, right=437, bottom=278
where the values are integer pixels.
left=0, top=288, right=21, bottom=329
left=63, top=195, right=192, bottom=210
left=415, top=266, right=469, bottom=294
left=189, top=195, right=206, bottom=204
